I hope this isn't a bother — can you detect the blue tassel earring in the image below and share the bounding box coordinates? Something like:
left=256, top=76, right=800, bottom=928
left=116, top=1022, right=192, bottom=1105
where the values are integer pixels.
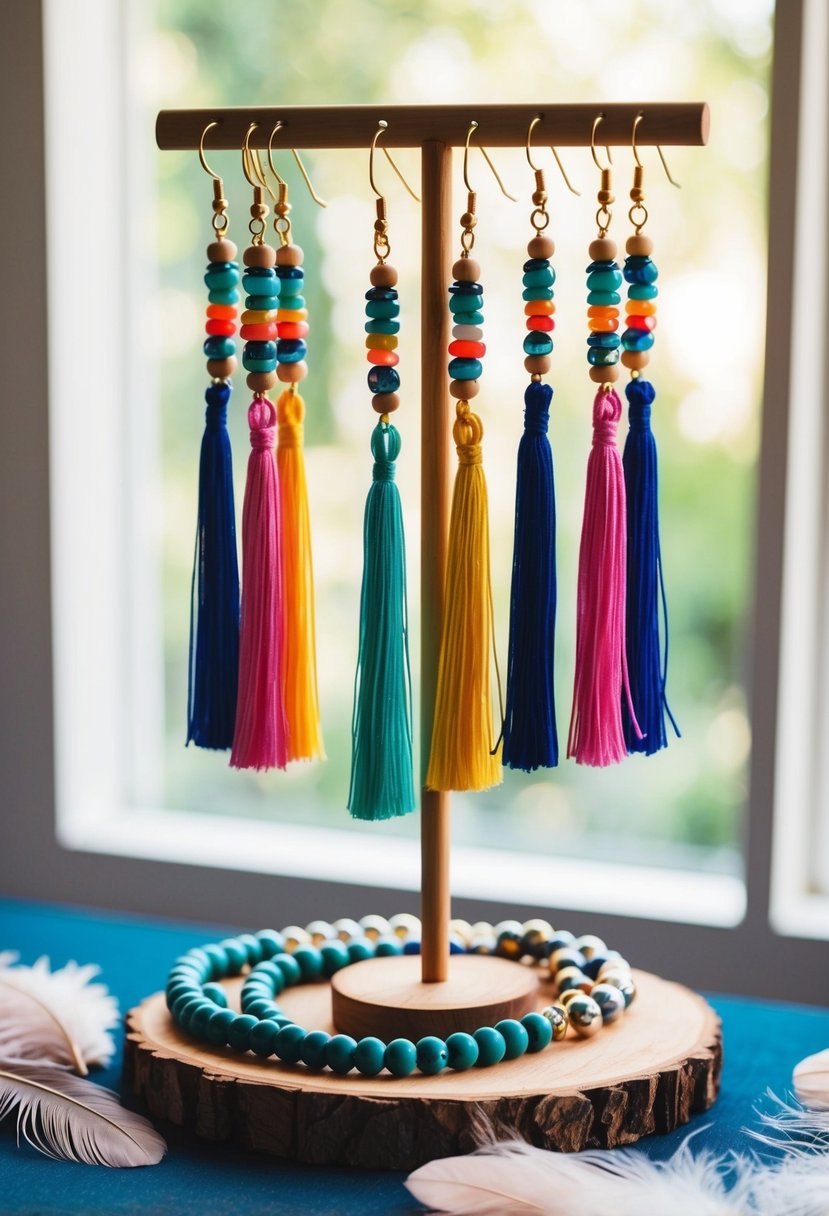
left=503, top=123, right=577, bottom=771
left=620, top=116, right=680, bottom=754
left=187, top=123, right=241, bottom=750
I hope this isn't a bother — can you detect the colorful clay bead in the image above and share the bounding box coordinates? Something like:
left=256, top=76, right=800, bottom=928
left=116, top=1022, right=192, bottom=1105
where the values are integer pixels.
left=623, top=256, right=659, bottom=284
left=447, top=357, right=482, bottom=381
left=365, top=320, right=401, bottom=335
left=367, top=366, right=401, bottom=394
left=208, top=289, right=240, bottom=307
left=628, top=283, right=659, bottom=300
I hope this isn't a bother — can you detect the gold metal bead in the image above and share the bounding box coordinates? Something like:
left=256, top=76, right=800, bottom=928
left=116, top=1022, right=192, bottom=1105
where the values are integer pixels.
left=541, top=1003, right=569, bottom=1041
left=460, top=212, right=477, bottom=229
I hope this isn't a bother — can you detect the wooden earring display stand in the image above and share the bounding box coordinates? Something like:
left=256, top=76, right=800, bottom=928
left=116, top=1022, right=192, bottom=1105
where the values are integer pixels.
left=127, top=103, right=720, bottom=1170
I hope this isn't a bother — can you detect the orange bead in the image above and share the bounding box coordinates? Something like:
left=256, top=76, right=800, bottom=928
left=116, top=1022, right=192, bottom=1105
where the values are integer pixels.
left=278, top=321, right=309, bottom=340
left=588, top=318, right=619, bottom=333
left=207, top=304, right=237, bottom=321
left=367, top=349, right=400, bottom=366
left=625, top=298, right=657, bottom=316
left=525, top=300, right=555, bottom=316
left=526, top=316, right=554, bottom=332
left=240, top=323, right=278, bottom=341
left=447, top=340, right=486, bottom=358
left=205, top=319, right=235, bottom=337
left=587, top=305, right=618, bottom=319
left=277, top=309, right=308, bottom=323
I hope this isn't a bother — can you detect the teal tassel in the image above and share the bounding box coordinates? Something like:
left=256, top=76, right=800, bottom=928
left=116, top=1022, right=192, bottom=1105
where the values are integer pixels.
left=348, top=422, right=416, bottom=820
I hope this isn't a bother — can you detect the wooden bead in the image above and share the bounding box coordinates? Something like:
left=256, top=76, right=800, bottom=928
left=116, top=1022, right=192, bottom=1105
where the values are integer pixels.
left=246, top=370, right=277, bottom=392
left=372, top=391, right=400, bottom=414
left=449, top=378, right=479, bottom=400
left=621, top=350, right=651, bottom=371
left=589, top=238, right=617, bottom=262
left=276, top=243, right=303, bottom=267
left=589, top=364, right=620, bottom=384
left=207, top=238, right=238, bottom=263
left=244, top=244, right=276, bottom=268
left=370, top=263, right=398, bottom=288
left=626, top=234, right=654, bottom=257
left=277, top=360, right=308, bottom=383
left=452, top=257, right=480, bottom=282
left=527, top=236, right=554, bottom=260
left=524, top=355, right=551, bottom=375
left=207, top=356, right=237, bottom=380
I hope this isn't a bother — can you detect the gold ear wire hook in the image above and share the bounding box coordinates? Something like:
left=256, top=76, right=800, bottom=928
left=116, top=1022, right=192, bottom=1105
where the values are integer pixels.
left=526, top=115, right=581, bottom=196
left=632, top=112, right=681, bottom=187
left=199, top=121, right=221, bottom=179
left=242, top=122, right=260, bottom=188
left=267, top=121, right=328, bottom=207
left=590, top=114, right=613, bottom=170
left=370, top=121, right=421, bottom=203
left=464, top=120, right=517, bottom=201
left=199, top=121, right=230, bottom=237
left=242, top=123, right=270, bottom=246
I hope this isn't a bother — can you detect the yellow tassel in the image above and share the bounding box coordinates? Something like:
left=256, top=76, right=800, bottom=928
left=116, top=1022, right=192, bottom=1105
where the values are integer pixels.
left=276, top=388, right=325, bottom=762
left=426, top=404, right=502, bottom=792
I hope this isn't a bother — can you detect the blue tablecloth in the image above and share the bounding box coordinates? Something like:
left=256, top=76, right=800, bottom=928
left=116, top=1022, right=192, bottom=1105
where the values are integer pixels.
left=0, top=897, right=826, bottom=1214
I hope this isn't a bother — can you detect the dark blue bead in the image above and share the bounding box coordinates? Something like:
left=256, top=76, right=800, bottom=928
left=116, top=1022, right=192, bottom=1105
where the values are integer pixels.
left=623, top=258, right=659, bottom=285
left=205, top=382, right=231, bottom=407
left=367, top=366, right=401, bottom=394
left=245, top=340, right=277, bottom=360
left=365, top=287, right=399, bottom=301
left=275, top=266, right=304, bottom=279
left=523, top=333, right=553, bottom=356
left=448, top=937, right=465, bottom=954
left=403, top=939, right=421, bottom=955
left=203, top=336, right=235, bottom=359
left=587, top=332, right=621, bottom=350
left=245, top=265, right=276, bottom=277
left=523, top=258, right=550, bottom=271
left=277, top=339, right=307, bottom=363
left=587, top=348, right=619, bottom=366
left=585, top=259, right=619, bottom=272
left=622, top=328, right=655, bottom=352
left=449, top=281, right=484, bottom=294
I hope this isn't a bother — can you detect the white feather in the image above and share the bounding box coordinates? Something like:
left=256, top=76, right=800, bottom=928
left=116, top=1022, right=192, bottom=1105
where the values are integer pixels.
left=0, top=1059, right=166, bottom=1167
left=0, top=956, right=118, bottom=1072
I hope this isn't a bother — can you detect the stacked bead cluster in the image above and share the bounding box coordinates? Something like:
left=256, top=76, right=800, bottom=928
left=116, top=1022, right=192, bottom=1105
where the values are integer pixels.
left=275, top=245, right=309, bottom=386
left=621, top=233, right=658, bottom=372
left=447, top=255, right=485, bottom=401
left=365, top=262, right=401, bottom=414
left=585, top=237, right=624, bottom=385
left=522, top=238, right=556, bottom=377
left=239, top=241, right=279, bottom=394
left=166, top=914, right=636, bottom=1079
left=203, top=238, right=240, bottom=382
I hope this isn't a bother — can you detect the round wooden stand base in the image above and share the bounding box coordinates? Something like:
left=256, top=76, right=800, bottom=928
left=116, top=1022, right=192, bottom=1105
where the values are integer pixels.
left=125, top=965, right=721, bottom=1170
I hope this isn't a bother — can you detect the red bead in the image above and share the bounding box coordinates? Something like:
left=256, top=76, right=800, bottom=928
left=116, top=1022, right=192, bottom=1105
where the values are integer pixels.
left=240, top=323, right=278, bottom=341
left=278, top=321, right=310, bottom=340
left=626, top=314, right=657, bottom=331
left=526, top=316, right=554, bottom=332
left=447, top=340, right=486, bottom=358
left=205, top=319, right=235, bottom=337
left=367, top=349, right=400, bottom=366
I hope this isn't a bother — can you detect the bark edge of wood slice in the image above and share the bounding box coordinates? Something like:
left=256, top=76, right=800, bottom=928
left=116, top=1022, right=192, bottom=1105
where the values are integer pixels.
left=124, top=969, right=722, bottom=1170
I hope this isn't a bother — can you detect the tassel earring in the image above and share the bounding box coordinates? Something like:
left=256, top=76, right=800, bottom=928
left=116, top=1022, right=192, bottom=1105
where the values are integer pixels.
left=426, top=122, right=514, bottom=793
left=503, top=121, right=580, bottom=773
left=568, top=115, right=640, bottom=767
left=230, top=125, right=287, bottom=772
left=265, top=124, right=327, bottom=764
left=348, top=121, right=418, bottom=821
left=186, top=123, right=241, bottom=750
left=620, top=115, right=680, bottom=754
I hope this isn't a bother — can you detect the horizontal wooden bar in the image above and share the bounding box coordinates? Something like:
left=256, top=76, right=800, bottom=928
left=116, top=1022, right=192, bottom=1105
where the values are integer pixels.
left=156, top=102, right=709, bottom=152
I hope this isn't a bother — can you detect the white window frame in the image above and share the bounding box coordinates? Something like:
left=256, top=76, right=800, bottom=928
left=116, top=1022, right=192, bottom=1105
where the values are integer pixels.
left=1, top=0, right=825, bottom=1000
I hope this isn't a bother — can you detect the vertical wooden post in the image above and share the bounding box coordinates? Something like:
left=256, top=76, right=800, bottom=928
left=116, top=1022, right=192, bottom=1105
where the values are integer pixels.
left=420, top=141, right=452, bottom=983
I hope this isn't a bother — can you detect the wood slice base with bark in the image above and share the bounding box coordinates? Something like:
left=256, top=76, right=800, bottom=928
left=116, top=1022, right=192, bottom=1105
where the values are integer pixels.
left=124, top=969, right=721, bottom=1170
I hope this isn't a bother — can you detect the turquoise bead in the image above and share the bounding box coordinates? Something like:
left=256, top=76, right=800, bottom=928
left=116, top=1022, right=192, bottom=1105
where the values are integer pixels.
left=448, top=357, right=482, bottom=381
left=474, top=1027, right=506, bottom=1067
left=273, top=953, right=302, bottom=986
left=208, top=289, right=240, bottom=307
left=622, top=329, right=655, bottom=352
left=523, top=333, right=553, bottom=356
left=227, top=1013, right=258, bottom=1052
left=347, top=938, right=375, bottom=964
left=243, top=273, right=277, bottom=296
left=293, top=945, right=324, bottom=982
left=220, top=939, right=249, bottom=974
left=586, top=269, right=623, bottom=292
left=521, top=287, right=551, bottom=301
left=257, top=929, right=286, bottom=958
left=628, top=284, right=658, bottom=300
left=365, top=300, right=401, bottom=319
left=367, top=366, right=400, bottom=394
left=205, top=1008, right=236, bottom=1046
left=244, top=998, right=279, bottom=1020
left=237, top=933, right=265, bottom=966
left=416, top=1036, right=448, bottom=1076
left=275, top=1023, right=307, bottom=1063
left=495, top=1019, right=530, bottom=1060
left=242, top=355, right=277, bottom=373
left=204, top=337, right=236, bottom=361
left=522, top=267, right=555, bottom=288
left=190, top=1003, right=215, bottom=1038
left=204, top=265, right=240, bottom=292
left=623, top=258, right=659, bottom=285
left=202, top=982, right=228, bottom=1008
left=384, top=1038, right=417, bottom=1077
left=449, top=293, right=483, bottom=314
left=521, top=1011, right=553, bottom=1052
left=203, top=944, right=229, bottom=976
left=374, top=935, right=403, bottom=957
left=254, top=962, right=286, bottom=994
left=172, top=994, right=203, bottom=1025
left=165, top=982, right=195, bottom=1009
left=446, top=1032, right=478, bottom=1071
left=320, top=941, right=350, bottom=976
left=249, top=1019, right=281, bottom=1057
left=325, top=1034, right=358, bottom=1075
left=587, top=348, right=620, bottom=366
left=460, top=310, right=485, bottom=326
left=587, top=332, right=621, bottom=350
left=280, top=295, right=306, bottom=312
left=246, top=295, right=280, bottom=312
left=365, top=320, right=400, bottom=336
left=276, top=340, right=307, bottom=364
left=587, top=291, right=621, bottom=307
left=354, top=1037, right=386, bottom=1077
left=278, top=279, right=304, bottom=296
left=300, top=1030, right=331, bottom=1070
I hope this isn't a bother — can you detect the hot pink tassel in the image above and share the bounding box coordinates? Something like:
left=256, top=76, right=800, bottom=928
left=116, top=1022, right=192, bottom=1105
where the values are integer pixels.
left=568, top=386, right=641, bottom=766
left=230, top=397, right=287, bottom=771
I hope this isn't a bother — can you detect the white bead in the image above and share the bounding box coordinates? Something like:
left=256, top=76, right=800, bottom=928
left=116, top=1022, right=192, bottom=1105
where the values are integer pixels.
left=305, top=920, right=336, bottom=945
left=452, top=324, right=484, bottom=342
left=332, top=918, right=362, bottom=942
left=389, top=913, right=422, bottom=940
left=280, top=925, right=311, bottom=951
left=359, top=914, right=391, bottom=940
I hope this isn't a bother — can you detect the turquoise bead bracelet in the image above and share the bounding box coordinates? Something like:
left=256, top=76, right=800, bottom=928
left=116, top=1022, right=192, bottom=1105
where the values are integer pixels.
left=165, top=915, right=636, bottom=1079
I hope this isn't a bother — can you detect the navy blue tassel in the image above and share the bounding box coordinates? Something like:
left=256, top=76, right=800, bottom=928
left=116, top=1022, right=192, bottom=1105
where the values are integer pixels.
left=503, top=380, right=558, bottom=771
left=187, top=381, right=240, bottom=749
left=622, top=377, right=679, bottom=754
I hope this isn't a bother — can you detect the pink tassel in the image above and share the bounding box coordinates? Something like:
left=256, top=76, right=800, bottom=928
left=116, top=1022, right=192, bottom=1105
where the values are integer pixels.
left=230, top=397, right=287, bottom=771
left=568, top=387, right=640, bottom=766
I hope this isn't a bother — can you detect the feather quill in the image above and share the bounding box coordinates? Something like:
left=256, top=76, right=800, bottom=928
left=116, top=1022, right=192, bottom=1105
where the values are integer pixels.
left=0, top=1059, right=166, bottom=1167
left=0, top=957, right=118, bottom=1073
